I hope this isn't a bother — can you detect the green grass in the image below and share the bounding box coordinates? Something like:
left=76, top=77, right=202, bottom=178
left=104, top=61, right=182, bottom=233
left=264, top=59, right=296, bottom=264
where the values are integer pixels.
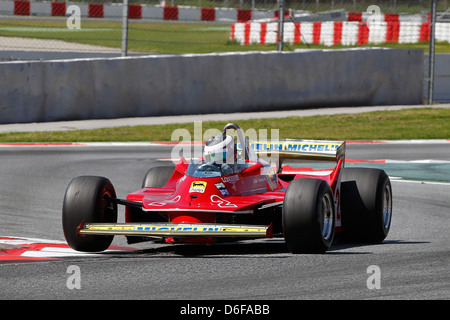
left=1, top=20, right=448, bottom=143
left=1, top=18, right=450, bottom=54
left=1, top=108, right=449, bottom=142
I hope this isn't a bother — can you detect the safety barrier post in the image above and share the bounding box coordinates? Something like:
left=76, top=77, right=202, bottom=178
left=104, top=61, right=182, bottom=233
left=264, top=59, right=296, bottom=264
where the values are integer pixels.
left=428, top=0, right=437, bottom=105
left=277, top=0, right=284, bottom=51
left=122, top=0, right=129, bottom=57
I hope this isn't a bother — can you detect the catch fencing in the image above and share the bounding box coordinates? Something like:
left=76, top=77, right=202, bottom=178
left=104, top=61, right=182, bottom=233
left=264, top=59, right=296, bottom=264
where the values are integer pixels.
left=0, top=0, right=449, bottom=57
left=0, top=0, right=449, bottom=102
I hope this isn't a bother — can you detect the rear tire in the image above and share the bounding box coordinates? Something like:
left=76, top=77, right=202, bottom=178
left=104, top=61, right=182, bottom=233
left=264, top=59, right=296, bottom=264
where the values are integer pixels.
left=340, top=168, right=392, bottom=243
left=62, top=176, right=117, bottom=252
left=142, top=166, right=175, bottom=188
left=283, top=179, right=335, bottom=254
left=126, top=166, right=174, bottom=244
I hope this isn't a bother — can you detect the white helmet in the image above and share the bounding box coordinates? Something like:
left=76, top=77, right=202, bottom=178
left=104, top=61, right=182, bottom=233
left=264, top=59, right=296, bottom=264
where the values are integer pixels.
left=204, top=134, right=235, bottom=164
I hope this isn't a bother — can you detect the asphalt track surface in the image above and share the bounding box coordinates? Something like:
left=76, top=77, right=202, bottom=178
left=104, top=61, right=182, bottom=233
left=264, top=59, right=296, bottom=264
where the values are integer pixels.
left=0, top=141, right=449, bottom=301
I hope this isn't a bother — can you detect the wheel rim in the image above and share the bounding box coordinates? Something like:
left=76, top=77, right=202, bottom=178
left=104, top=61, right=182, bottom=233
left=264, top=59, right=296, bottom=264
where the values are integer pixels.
left=99, top=189, right=116, bottom=222
left=382, top=184, right=392, bottom=230
left=102, top=191, right=114, bottom=213
left=321, top=193, right=334, bottom=241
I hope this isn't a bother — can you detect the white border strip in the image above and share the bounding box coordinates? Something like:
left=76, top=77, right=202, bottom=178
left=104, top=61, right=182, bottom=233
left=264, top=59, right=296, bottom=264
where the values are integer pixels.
left=390, top=178, right=450, bottom=186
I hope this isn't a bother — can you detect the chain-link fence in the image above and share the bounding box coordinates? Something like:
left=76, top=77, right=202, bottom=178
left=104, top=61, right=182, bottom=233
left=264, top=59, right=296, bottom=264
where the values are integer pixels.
left=0, top=0, right=449, bottom=61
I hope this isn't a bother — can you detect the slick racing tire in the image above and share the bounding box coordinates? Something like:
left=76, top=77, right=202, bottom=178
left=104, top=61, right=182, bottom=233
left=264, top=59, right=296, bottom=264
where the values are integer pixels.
left=142, top=166, right=175, bottom=188
left=126, top=167, right=173, bottom=243
left=62, top=176, right=117, bottom=252
left=340, top=168, right=392, bottom=243
left=283, top=178, right=335, bottom=254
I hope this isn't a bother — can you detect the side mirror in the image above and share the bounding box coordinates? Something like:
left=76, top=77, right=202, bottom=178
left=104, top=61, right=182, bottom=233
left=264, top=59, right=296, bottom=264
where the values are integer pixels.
left=242, top=163, right=263, bottom=176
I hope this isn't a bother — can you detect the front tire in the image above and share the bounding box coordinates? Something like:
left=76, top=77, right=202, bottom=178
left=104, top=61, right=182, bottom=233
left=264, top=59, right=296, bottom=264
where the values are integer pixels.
left=62, top=176, right=117, bottom=252
left=283, top=179, right=335, bottom=254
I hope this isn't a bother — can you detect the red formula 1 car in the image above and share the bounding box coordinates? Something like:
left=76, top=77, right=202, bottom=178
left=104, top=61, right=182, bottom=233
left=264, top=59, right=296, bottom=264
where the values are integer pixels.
left=62, top=123, right=392, bottom=254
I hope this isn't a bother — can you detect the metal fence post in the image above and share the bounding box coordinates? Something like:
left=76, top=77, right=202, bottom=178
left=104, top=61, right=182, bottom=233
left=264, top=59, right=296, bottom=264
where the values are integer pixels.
left=428, top=0, right=437, bottom=105
left=122, top=0, right=129, bottom=57
left=277, top=0, right=285, bottom=52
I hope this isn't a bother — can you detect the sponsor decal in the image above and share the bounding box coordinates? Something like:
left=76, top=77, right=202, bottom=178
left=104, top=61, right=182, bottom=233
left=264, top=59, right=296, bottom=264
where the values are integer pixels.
left=189, top=181, right=207, bottom=193
left=86, top=225, right=134, bottom=231
left=221, top=174, right=239, bottom=183
left=284, top=143, right=339, bottom=153
left=247, top=142, right=283, bottom=151
left=135, top=225, right=266, bottom=234
left=136, top=225, right=221, bottom=232
left=214, top=182, right=230, bottom=197
left=248, top=141, right=340, bottom=153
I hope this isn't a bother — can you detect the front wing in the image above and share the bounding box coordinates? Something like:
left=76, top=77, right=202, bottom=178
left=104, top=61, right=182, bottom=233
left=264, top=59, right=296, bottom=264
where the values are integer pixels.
left=78, top=222, right=273, bottom=238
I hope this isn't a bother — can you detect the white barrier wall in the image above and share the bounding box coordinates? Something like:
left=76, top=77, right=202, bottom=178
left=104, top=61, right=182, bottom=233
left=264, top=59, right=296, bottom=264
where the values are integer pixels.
left=0, top=48, right=424, bottom=124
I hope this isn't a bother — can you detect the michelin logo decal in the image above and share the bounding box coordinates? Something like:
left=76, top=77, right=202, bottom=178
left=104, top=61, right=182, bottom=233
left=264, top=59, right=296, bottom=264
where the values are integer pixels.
left=249, top=142, right=340, bottom=153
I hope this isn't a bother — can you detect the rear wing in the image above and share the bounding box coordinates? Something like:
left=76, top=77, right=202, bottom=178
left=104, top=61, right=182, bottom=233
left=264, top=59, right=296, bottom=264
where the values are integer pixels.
left=247, top=139, right=346, bottom=170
